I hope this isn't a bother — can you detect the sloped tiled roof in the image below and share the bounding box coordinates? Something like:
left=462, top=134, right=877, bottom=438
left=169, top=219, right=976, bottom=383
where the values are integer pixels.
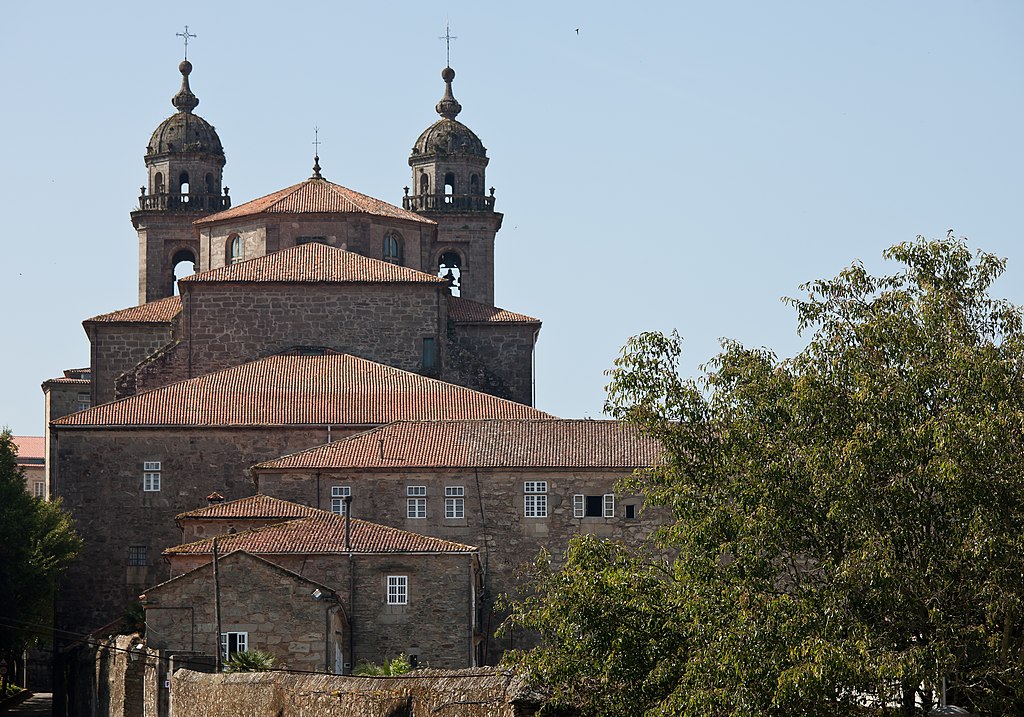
left=165, top=513, right=476, bottom=555
left=194, top=176, right=434, bottom=226
left=41, top=376, right=90, bottom=387
left=447, top=296, right=541, bottom=325
left=256, top=419, right=661, bottom=471
left=176, top=494, right=323, bottom=521
left=142, top=550, right=335, bottom=599
left=13, top=436, right=45, bottom=463
left=85, top=296, right=182, bottom=324
left=52, top=354, right=549, bottom=428
left=179, top=243, right=446, bottom=285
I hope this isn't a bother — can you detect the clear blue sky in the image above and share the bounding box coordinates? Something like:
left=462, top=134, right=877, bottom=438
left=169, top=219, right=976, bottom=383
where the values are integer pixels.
left=1, top=1, right=1022, bottom=436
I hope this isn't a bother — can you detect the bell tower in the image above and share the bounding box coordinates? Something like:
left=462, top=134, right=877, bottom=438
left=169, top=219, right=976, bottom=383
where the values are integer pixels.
left=130, top=59, right=229, bottom=303
left=404, top=67, right=502, bottom=306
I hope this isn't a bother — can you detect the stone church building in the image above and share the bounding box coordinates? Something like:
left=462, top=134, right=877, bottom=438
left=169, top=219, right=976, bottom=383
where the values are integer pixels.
left=45, top=55, right=663, bottom=671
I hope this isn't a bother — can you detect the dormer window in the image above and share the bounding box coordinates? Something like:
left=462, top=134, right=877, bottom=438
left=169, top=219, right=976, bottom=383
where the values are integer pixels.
left=383, top=233, right=402, bottom=265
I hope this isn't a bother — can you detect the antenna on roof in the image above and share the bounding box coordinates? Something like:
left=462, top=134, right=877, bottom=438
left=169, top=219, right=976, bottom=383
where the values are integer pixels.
left=438, top=21, right=457, bottom=67
left=176, top=25, right=197, bottom=61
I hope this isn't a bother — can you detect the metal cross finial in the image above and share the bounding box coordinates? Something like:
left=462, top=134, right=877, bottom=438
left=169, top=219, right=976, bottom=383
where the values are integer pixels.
left=438, top=22, right=457, bottom=66
left=312, top=126, right=322, bottom=155
left=176, top=25, right=197, bottom=60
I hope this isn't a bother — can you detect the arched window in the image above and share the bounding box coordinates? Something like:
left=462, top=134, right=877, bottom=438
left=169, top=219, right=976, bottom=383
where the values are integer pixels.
left=443, top=172, right=455, bottom=204
left=171, top=248, right=197, bottom=295
left=383, top=233, right=402, bottom=265
left=227, top=235, right=242, bottom=265
left=179, top=172, right=190, bottom=203
left=205, top=173, right=215, bottom=193
left=470, top=174, right=480, bottom=195
left=438, top=251, right=462, bottom=296
left=154, top=172, right=164, bottom=195
left=419, top=173, right=430, bottom=195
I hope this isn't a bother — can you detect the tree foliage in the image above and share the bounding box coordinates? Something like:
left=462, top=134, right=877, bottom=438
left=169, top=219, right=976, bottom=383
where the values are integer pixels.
left=503, top=236, right=1024, bottom=716
left=223, top=649, right=276, bottom=673
left=0, top=429, right=82, bottom=659
left=353, top=653, right=413, bottom=676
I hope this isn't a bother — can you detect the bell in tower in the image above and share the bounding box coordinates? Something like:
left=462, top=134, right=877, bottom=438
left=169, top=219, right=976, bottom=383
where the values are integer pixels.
left=404, top=66, right=502, bottom=306
left=131, top=57, right=229, bottom=303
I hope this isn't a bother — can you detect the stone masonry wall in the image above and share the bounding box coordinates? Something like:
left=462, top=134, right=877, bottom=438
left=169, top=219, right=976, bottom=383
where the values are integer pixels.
left=256, top=466, right=663, bottom=662
left=52, top=426, right=343, bottom=634
left=180, top=282, right=444, bottom=378
left=87, top=323, right=175, bottom=405
left=448, top=323, right=536, bottom=406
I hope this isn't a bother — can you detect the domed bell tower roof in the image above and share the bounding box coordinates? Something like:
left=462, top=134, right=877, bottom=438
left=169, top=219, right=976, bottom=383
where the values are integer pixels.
left=146, top=60, right=224, bottom=160
left=411, top=67, right=486, bottom=160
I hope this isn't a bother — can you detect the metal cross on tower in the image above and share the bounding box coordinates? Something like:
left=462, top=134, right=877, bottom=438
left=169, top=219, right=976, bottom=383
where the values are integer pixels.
left=176, top=25, right=197, bottom=60
left=438, top=22, right=457, bottom=66
left=312, top=126, right=322, bottom=155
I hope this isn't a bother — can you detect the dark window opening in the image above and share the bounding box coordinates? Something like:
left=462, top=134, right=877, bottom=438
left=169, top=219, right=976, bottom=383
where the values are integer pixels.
left=154, top=172, right=164, bottom=195
left=443, top=172, right=455, bottom=203
left=625, top=504, right=637, bottom=520
left=585, top=495, right=603, bottom=517
left=419, top=173, right=430, bottom=195
left=172, top=249, right=197, bottom=294
left=422, top=337, right=438, bottom=371
left=470, top=174, right=480, bottom=194
left=383, top=233, right=402, bottom=265
left=438, top=251, right=462, bottom=297
left=128, top=545, right=147, bottom=566
left=179, top=172, right=190, bottom=202
left=205, top=173, right=215, bottom=193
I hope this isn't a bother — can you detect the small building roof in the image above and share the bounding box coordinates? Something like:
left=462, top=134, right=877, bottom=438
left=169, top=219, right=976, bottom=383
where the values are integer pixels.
left=194, top=176, right=434, bottom=226
left=179, top=242, right=446, bottom=286
left=255, top=419, right=661, bottom=471
left=165, top=512, right=477, bottom=555
left=85, top=296, right=182, bottom=324
left=176, top=494, right=322, bottom=521
left=13, top=436, right=45, bottom=465
left=447, top=296, right=540, bottom=325
left=51, top=354, right=549, bottom=428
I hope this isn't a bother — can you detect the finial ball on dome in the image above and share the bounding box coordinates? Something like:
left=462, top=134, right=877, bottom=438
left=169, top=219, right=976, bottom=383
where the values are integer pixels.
left=441, top=66, right=455, bottom=82
left=179, top=60, right=193, bottom=76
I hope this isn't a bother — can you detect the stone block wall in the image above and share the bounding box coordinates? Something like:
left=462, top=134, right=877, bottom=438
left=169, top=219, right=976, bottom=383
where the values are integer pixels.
left=87, top=323, right=175, bottom=405
left=447, top=323, right=537, bottom=406
left=52, top=426, right=334, bottom=634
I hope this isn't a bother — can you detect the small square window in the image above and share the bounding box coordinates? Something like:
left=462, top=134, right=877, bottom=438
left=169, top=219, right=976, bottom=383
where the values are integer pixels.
left=127, top=545, right=147, bottom=566
left=77, top=392, right=91, bottom=412
left=387, top=575, right=408, bottom=605
left=625, top=504, right=637, bottom=520
left=407, top=497, right=427, bottom=519
left=220, top=632, right=248, bottom=661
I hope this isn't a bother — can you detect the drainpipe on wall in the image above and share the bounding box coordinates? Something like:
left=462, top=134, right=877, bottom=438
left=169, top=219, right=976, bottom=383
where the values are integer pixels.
left=212, top=536, right=223, bottom=672
left=346, top=495, right=355, bottom=673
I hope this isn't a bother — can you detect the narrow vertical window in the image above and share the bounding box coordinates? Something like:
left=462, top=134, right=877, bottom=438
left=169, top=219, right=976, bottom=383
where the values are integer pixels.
left=387, top=575, right=408, bottom=605
left=407, top=486, right=427, bottom=518
left=33, top=482, right=45, bottom=499
left=383, top=233, right=402, bottom=265
left=603, top=493, right=615, bottom=518
left=227, top=235, right=242, bottom=265
left=445, top=486, right=465, bottom=519
left=422, top=338, right=438, bottom=371
left=331, top=486, right=351, bottom=515
left=573, top=494, right=585, bottom=518
left=143, top=461, right=161, bottom=492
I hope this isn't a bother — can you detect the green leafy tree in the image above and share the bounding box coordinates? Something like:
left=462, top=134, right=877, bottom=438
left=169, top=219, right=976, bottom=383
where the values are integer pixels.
left=0, top=429, right=82, bottom=691
left=503, top=235, right=1024, bottom=716
left=223, top=649, right=276, bottom=673
left=353, top=653, right=413, bottom=676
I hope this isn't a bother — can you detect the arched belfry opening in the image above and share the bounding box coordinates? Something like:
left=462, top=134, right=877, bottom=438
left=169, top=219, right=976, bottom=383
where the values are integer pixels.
left=438, top=251, right=462, bottom=296
left=172, top=248, right=197, bottom=294
left=179, top=172, right=190, bottom=202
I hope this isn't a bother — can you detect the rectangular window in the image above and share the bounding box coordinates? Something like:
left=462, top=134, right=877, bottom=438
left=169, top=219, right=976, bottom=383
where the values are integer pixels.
left=33, top=481, right=45, bottom=499
left=220, top=631, right=248, bottom=661
left=407, top=486, right=427, bottom=519
left=143, top=461, right=161, bottom=492
left=387, top=575, right=408, bottom=605
left=445, top=486, right=465, bottom=519
left=524, top=482, right=549, bottom=518
left=625, top=504, right=637, bottom=520
left=77, top=392, right=91, bottom=412
left=127, top=545, right=147, bottom=566
left=422, top=337, right=438, bottom=371
left=574, top=493, right=616, bottom=518
left=330, top=486, right=351, bottom=515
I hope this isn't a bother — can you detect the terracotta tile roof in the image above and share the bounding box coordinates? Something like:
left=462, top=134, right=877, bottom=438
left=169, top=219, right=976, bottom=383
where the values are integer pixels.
left=63, top=369, right=91, bottom=377
left=41, top=377, right=91, bottom=387
left=194, top=176, right=434, bottom=226
left=255, top=419, right=661, bottom=471
left=447, top=297, right=541, bottom=325
left=164, top=513, right=476, bottom=555
left=176, top=494, right=323, bottom=521
left=85, top=296, right=182, bottom=324
left=13, top=436, right=45, bottom=463
left=52, top=354, right=549, bottom=428
left=179, top=243, right=446, bottom=285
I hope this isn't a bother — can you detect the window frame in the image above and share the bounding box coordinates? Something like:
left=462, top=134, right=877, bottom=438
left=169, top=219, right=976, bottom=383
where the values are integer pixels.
left=407, top=486, right=427, bottom=519
left=143, top=461, right=161, bottom=492
left=524, top=481, right=549, bottom=518
left=220, top=631, right=248, bottom=662
left=387, top=575, right=408, bottom=605
left=330, top=485, right=351, bottom=515
left=573, top=493, right=617, bottom=518
left=383, top=233, right=402, bottom=265
left=127, top=545, right=147, bottom=566
left=445, top=486, right=465, bottom=519
left=33, top=481, right=45, bottom=499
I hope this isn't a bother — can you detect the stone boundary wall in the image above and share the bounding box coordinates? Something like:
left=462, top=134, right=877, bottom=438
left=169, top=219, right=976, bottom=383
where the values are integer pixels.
left=170, top=668, right=542, bottom=717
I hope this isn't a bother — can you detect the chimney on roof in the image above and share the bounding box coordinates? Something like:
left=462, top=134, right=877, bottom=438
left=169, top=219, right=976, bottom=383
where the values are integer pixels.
left=207, top=491, right=225, bottom=505
left=344, top=495, right=353, bottom=551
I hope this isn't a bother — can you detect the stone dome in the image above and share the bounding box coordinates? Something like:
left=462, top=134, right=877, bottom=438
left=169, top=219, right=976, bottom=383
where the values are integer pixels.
left=412, top=118, right=486, bottom=159
left=147, top=112, right=224, bottom=157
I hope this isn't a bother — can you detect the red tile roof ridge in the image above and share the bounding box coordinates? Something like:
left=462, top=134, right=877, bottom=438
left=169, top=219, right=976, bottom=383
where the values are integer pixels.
left=253, top=418, right=662, bottom=471
left=164, top=513, right=477, bottom=555
left=85, top=296, right=183, bottom=324
left=447, top=296, right=541, bottom=325
left=179, top=242, right=447, bottom=285
left=51, top=354, right=550, bottom=428
left=175, top=493, right=327, bottom=521
left=41, top=377, right=91, bottom=387
left=194, top=177, right=435, bottom=226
